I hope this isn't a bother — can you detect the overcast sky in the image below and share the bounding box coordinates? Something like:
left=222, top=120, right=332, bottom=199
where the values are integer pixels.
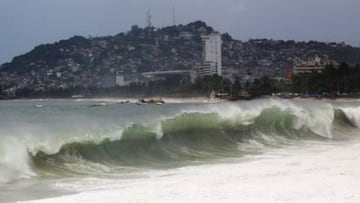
left=1, top=0, right=359, bottom=64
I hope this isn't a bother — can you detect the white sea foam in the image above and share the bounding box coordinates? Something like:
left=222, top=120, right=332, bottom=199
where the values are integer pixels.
left=207, top=99, right=335, bottom=138
left=22, top=141, right=360, bottom=203
left=339, top=106, right=360, bottom=128
left=1, top=99, right=360, bottom=202
left=0, top=137, right=36, bottom=183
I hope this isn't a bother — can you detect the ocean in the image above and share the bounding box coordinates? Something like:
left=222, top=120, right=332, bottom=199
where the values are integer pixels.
left=1, top=99, right=360, bottom=202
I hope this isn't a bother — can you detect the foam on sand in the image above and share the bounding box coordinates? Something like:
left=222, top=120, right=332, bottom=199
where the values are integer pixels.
left=23, top=141, right=360, bottom=203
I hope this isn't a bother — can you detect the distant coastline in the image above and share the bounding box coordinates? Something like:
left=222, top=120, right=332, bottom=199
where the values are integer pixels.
left=1, top=21, right=360, bottom=101
left=2, top=95, right=360, bottom=104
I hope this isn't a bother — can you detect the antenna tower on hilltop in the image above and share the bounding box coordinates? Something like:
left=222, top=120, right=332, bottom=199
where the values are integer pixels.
left=146, top=8, right=152, bottom=28
left=172, top=6, right=176, bottom=26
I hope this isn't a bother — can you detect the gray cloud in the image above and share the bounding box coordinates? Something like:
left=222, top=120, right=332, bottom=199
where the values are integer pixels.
left=0, top=0, right=359, bottom=64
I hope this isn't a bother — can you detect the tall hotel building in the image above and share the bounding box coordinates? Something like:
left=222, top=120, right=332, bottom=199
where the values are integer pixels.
left=197, top=33, right=222, bottom=77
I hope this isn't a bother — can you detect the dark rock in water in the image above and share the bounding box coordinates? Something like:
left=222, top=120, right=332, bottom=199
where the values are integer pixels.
left=139, top=98, right=165, bottom=104
left=88, top=102, right=108, bottom=107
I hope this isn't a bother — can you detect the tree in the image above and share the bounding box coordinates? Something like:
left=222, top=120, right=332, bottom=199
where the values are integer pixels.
left=195, top=75, right=225, bottom=93
left=247, top=76, right=278, bottom=97
left=222, top=33, right=233, bottom=42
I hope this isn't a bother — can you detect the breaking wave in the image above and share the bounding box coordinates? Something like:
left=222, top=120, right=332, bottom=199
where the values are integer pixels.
left=1, top=100, right=360, bottom=183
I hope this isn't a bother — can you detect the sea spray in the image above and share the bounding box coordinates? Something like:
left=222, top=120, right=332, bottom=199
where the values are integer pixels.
left=28, top=103, right=359, bottom=173
left=0, top=99, right=359, bottom=184
left=339, top=106, right=360, bottom=128
left=0, top=136, right=35, bottom=183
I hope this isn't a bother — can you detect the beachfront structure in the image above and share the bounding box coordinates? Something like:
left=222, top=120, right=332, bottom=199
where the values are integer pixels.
left=293, top=56, right=327, bottom=74
left=293, top=65, right=326, bottom=74
left=141, top=70, right=196, bottom=84
left=197, top=33, right=222, bottom=77
left=116, top=73, right=129, bottom=87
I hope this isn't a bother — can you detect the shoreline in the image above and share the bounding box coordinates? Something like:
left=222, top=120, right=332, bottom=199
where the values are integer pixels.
left=1, top=96, right=360, bottom=104
left=20, top=141, right=360, bottom=203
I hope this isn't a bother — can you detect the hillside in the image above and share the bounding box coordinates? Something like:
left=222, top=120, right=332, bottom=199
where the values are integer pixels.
left=1, top=21, right=360, bottom=96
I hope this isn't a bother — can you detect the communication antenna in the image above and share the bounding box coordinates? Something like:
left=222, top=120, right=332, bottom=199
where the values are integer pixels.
left=172, top=6, right=176, bottom=26
left=146, top=8, right=152, bottom=28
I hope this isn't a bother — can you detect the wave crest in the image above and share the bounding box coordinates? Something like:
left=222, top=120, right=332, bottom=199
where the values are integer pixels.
left=1, top=101, right=359, bottom=183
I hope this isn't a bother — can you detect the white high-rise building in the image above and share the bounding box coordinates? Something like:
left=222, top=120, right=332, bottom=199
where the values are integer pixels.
left=198, top=33, right=222, bottom=77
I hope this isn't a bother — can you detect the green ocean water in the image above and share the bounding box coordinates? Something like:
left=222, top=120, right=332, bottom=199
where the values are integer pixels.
left=0, top=99, right=360, bottom=202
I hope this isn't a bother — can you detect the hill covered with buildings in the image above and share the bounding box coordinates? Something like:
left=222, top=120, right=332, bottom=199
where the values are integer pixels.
left=1, top=21, right=360, bottom=98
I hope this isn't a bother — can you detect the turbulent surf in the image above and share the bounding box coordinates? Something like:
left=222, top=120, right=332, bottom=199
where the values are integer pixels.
left=1, top=99, right=360, bottom=202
